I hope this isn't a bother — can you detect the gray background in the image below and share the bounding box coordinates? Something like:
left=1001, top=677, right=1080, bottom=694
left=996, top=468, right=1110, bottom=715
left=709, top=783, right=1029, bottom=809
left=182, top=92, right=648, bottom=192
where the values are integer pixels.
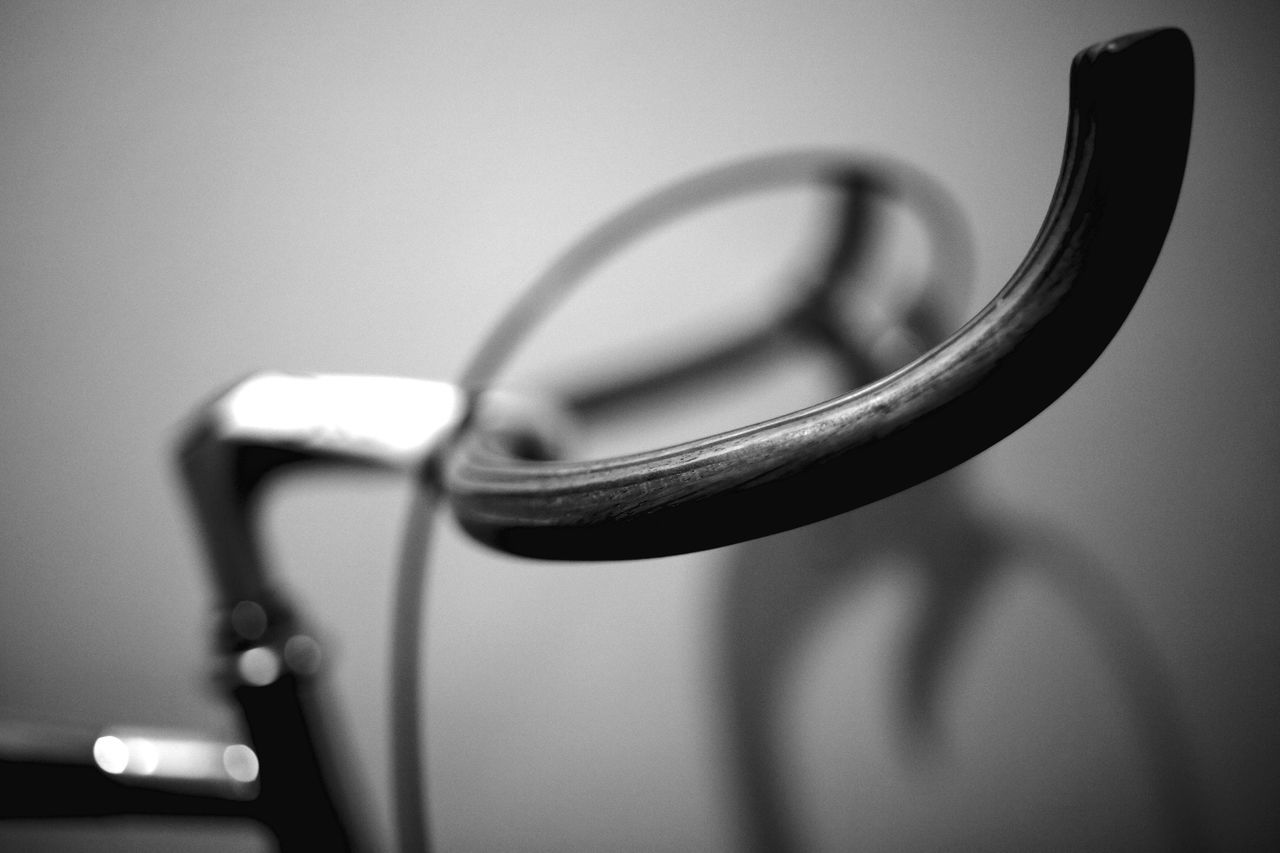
left=2, top=2, right=1277, bottom=850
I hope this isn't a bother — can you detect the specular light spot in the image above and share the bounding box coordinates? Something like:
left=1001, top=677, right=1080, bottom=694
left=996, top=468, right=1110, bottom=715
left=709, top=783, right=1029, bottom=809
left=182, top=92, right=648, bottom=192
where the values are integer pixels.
left=223, top=743, right=260, bottom=783
left=129, top=737, right=161, bottom=775
left=93, top=735, right=129, bottom=774
left=237, top=646, right=282, bottom=686
left=222, top=373, right=465, bottom=467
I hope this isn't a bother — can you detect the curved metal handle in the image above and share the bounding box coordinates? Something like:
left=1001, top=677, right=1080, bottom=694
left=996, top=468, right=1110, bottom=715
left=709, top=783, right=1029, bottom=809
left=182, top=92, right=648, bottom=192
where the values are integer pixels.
left=447, top=28, right=1194, bottom=561
left=177, top=373, right=566, bottom=606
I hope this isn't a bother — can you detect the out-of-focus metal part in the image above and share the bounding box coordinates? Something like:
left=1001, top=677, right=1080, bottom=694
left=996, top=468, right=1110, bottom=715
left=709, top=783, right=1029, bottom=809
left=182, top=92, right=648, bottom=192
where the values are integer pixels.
left=0, top=718, right=257, bottom=820
left=175, top=371, right=569, bottom=852
left=91, top=727, right=259, bottom=794
left=178, top=372, right=567, bottom=608
left=178, top=373, right=468, bottom=609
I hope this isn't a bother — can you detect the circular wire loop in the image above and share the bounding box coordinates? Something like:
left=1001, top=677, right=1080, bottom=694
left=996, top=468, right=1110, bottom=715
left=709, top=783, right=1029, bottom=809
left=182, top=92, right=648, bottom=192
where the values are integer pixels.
left=555, top=155, right=973, bottom=422
left=457, top=151, right=971, bottom=394
left=446, top=28, right=1194, bottom=561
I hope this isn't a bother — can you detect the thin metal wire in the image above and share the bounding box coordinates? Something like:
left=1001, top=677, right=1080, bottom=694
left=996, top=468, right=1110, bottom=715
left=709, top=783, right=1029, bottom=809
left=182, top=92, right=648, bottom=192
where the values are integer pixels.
left=390, top=478, right=442, bottom=853
left=390, top=149, right=924, bottom=853
left=457, top=149, right=968, bottom=393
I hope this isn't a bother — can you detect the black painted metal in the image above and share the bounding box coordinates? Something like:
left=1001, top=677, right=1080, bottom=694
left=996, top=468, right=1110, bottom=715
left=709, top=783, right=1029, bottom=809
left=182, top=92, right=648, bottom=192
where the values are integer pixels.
left=447, top=29, right=1194, bottom=561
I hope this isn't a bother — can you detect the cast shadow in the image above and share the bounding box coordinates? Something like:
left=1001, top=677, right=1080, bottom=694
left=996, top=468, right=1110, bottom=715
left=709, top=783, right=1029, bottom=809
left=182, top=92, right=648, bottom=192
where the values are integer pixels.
left=714, top=467, right=1210, bottom=852
left=544, top=171, right=1206, bottom=850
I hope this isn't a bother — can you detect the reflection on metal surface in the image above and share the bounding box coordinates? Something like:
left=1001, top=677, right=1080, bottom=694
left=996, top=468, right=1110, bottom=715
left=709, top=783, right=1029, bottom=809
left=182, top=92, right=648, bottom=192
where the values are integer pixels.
left=217, top=373, right=466, bottom=469
left=237, top=646, right=283, bottom=686
left=222, top=743, right=260, bottom=784
left=93, top=729, right=259, bottom=788
left=92, top=735, right=130, bottom=775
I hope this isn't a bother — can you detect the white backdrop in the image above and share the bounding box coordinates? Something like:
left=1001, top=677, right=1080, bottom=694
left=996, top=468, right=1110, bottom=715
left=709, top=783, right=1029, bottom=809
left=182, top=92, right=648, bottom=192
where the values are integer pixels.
left=2, top=2, right=1278, bottom=850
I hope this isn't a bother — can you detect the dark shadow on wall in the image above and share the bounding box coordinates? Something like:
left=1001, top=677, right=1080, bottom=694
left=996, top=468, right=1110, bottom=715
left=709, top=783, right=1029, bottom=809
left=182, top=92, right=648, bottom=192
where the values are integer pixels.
left=713, top=466, right=1210, bottom=852
left=550, top=169, right=1207, bottom=850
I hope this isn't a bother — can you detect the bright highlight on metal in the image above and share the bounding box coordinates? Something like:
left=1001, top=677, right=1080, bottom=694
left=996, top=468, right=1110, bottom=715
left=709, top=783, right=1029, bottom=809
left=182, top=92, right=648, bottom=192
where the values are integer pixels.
left=93, top=729, right=259, bottom=785
left=222, top=743, right=260, bottom=784
left=92, top=735, right=130, bottom=775
left=237, top=646, right=283, bottom=686
left=215, top=373, right=468, bottom=469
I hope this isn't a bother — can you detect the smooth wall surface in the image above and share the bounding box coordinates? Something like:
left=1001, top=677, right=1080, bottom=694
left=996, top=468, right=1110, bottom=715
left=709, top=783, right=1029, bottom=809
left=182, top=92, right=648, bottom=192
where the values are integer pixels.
left=2, top=3, right=1277, bottom=850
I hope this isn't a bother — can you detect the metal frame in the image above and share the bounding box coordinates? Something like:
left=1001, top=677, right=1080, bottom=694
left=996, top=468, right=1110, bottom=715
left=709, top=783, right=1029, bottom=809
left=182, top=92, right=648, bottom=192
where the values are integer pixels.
left=0, top=28, right=1193, bottom=852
